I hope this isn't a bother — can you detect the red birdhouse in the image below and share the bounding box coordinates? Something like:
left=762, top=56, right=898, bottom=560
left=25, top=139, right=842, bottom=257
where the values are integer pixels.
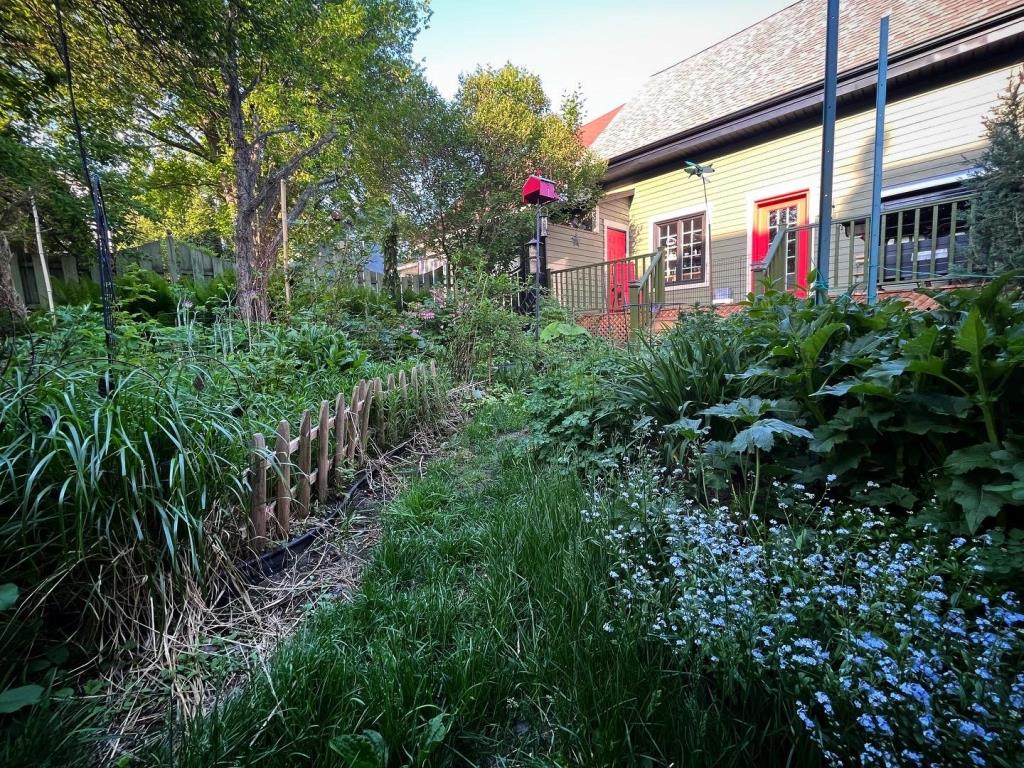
left=522, top=175, right=558, bottom=205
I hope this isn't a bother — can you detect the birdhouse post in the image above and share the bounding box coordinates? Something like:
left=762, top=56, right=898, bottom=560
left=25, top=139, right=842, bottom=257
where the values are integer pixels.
left=522, top=175, right=558, bottom=340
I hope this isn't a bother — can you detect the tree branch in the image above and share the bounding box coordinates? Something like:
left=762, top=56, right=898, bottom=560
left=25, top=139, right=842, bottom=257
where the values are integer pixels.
left=247, top=128, right=339, bottom=215
left=260, top=175, right=340, bottom=261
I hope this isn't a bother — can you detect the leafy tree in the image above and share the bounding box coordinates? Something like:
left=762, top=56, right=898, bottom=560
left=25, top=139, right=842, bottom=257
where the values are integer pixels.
left=391, top=65, right=605, bottom=273
left=971, top=71, right=1024, bottom=273
left=2, top=0, right=428, bottom=321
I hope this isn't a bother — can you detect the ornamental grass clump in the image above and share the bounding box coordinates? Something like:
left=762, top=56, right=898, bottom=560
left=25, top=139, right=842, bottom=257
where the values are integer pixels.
left=589, top=460, right=1024, bottom=767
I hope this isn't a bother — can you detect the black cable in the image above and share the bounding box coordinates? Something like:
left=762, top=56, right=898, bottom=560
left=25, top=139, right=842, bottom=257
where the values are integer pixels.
left=54, top=0, right=117, bottom=360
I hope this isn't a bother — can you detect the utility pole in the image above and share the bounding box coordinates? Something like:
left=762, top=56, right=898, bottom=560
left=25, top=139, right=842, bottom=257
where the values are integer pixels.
left=815, top=0, right=840, bottom=304
left=866, top=15, right=890, bottom=305
left=30, top=193, right=54, bottom=312
left=281, top=178, right=290, bottom=305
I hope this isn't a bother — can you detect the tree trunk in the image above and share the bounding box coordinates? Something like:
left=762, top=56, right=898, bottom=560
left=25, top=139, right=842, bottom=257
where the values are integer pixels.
left=224, top=33, right=269, bottom=323
left=0, top=234, right=28, bottom=325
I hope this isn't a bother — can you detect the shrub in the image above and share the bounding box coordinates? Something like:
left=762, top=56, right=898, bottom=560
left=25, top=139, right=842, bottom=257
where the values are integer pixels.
left=970, top=71, right=1024, bottom=273
left=527, top=335, right=634, bottom=468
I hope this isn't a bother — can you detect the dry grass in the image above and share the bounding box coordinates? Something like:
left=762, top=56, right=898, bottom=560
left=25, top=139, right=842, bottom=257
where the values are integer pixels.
left=87, top=389, right=469, bottom=763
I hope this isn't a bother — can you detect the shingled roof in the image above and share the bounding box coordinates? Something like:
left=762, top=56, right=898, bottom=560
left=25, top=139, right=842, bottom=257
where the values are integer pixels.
left=592, top=0, right=1024, bottom=160
left=578, top=105, right=622, bottom=148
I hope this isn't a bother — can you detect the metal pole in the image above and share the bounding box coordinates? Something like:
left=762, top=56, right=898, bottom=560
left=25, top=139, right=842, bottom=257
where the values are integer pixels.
left=815, top=0, right=840, bottom=304
left=866, top=15, right=889, bottom=305
left=281, top=177, right=290, bottom=305
left=30, top=194, right=54, bottom=312
left=533, top=205, right=541, bottom=341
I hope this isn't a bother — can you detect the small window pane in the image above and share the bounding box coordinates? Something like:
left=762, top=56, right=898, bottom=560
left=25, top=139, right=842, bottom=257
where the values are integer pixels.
left=657, top=214, right=705, bottom=285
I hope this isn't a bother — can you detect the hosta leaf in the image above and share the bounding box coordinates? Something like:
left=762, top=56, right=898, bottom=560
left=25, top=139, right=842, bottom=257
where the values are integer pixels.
left=416, top=713, right=449, bottom=763
left=329, top=730, right=387, bottom=768
left=731, top=418, right=813, bottom=454
left=0, top=685, right=43, bottom=714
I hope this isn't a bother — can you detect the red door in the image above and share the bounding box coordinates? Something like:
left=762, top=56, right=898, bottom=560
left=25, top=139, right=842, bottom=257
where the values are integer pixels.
left=752, top=192, right=810, bottom=297
left=606, top=227, right=632, bottom=310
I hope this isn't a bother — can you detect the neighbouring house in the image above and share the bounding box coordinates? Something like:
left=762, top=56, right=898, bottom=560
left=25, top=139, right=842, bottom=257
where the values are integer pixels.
left=545, top=0, right=1024, bottom=324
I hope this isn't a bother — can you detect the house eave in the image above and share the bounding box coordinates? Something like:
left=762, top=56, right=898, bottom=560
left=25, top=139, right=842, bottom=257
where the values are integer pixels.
left=602, top=7, right=1024, bottom=187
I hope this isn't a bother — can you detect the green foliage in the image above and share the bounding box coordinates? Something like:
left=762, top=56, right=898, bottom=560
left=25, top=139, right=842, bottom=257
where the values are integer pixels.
left=427, top=261, right=531, bottom=382
left=114, top=265, right=178, bottom=321
left=155, top=400, right=821, bottom=767
left=539, top=320, right=588, bottom=343
left=527, top=336, right=633, bottom=468
left=970, top=72, right=1024, bottom=272
left=52, top=277, right=101, bottom=307
left=393, top=65, right=605, bottom=271
left=617, top=311, right=758, bottom=460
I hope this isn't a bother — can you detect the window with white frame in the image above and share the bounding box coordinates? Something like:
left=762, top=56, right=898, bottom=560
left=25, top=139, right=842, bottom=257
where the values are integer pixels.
left=655, top=212, right=705, bottom=285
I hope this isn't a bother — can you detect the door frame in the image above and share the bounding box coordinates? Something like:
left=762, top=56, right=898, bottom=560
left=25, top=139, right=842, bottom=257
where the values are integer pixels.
left=604, top=220, right=630, bottom=310
left=751, top=188, right=811, bottom=297
left=603, top=219, right=629, bottom=260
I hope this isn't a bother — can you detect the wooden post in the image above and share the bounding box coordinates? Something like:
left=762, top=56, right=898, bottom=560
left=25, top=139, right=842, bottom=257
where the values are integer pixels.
left=281, top=177, right=291, bottom=305
left=297, top=410, right=312, bottom=518
left=333, top=393, right=346, bottom=472
left=346, top=411, right=359, bottom=461
left=317, top=400, right=330, bottom=502
left=189, top=245, right=204, bottom=284
left=628, top=280, right=641, bottom=336
left=346, top=382, right=362, bottom=462
left=386, top=373, right=396, bottom=391
left=360, top=380, right=374, bottom=454
left=398, top=370, right=408, bottom=404
left=30, top=195, right=54, bottom=312
left=250, top=433, right=267, bottom=544
left=275, top=419, right=291, bottom=538
left=166, top=230, right=179, bottom=283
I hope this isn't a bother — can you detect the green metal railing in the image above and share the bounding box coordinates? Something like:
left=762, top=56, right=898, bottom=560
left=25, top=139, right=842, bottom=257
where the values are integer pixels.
left=752, top=222, right=818, bottom=294
left=752, top=191, right=978, bottom=296
left=831, top=191, right=977, bottom=291
left=548, top=251, right=661, bottom=316
left=628, top=249, right=666, bottom=332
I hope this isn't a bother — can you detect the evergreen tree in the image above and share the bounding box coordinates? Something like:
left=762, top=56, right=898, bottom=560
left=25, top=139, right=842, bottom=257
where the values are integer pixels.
left=971, top=72, right=1024, bottom=273
left=382, top=216, right=400, bottom=308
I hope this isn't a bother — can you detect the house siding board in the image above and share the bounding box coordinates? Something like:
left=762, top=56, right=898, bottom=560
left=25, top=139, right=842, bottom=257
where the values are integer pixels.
left=570, top=62, right=1020, bottom=305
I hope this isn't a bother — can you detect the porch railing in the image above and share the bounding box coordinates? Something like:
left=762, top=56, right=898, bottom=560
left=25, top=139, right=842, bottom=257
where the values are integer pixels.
left=830, top=191, right=977, bottom=292
left=753, top=191, right=978, bottom=295
left=548, top=251, right=661, bottom=316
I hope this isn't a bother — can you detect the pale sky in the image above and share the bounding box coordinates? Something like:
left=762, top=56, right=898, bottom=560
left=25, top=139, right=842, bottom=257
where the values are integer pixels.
left=414, top=0, right=797, bottom=120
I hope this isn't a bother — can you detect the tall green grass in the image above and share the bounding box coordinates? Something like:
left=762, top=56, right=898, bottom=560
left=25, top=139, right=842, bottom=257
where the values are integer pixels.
left=158, top=398, right=813, bottom=767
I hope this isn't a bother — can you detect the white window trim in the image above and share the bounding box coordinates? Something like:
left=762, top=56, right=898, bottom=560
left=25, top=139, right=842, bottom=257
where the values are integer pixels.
left=881, top=168, right=979, bottom=199
left=648, top=204, right=711, bottom=290
left=745, top=181, right=818, bottom=295
left=603, top=218, right=630, bottom=260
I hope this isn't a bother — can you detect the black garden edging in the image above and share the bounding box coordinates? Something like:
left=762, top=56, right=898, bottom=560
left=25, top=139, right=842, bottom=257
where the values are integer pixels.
left=236, top=470, right=370, bottom=584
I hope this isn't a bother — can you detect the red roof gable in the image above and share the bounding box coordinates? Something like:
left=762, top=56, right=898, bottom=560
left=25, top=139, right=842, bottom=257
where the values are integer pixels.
left=578, top=105, right=623, bottom=148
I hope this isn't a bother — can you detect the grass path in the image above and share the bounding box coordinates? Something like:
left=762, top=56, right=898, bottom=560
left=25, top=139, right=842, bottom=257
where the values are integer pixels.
left=153, top=398, right=800, bottom=767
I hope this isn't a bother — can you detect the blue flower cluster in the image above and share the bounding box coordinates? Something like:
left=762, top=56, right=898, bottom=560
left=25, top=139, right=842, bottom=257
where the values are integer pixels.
left=588, top=462, right=1024, bottom=767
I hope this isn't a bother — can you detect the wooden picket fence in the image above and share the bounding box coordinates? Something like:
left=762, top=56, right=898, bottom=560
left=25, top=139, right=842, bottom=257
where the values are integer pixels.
left=248, top=361, right=440, bottom=544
